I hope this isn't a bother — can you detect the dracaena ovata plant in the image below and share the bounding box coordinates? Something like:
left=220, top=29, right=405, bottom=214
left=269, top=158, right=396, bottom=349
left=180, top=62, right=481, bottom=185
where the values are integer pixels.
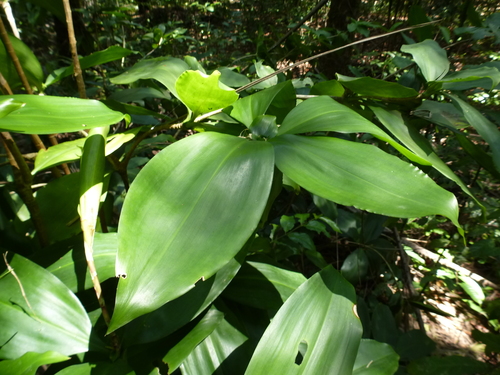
left=107, top=66, right=461, bottom=331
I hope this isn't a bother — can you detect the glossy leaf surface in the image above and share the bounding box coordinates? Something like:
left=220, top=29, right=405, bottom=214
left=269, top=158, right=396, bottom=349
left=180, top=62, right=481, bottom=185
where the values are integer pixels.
left=277, top=96, right=430, bottom=165
left=245, top=266, right=362, bottom=375
left=371, top=107, right=477, bottom=204
left=401, top=40, right=449, bottom=82
left=163, top=306, right=225, bottom=372
left=0, top=351, right=69, bottom=375
left=0, top=95, right=125, bottom=134
left=352, top=339, right=399, bottom=375
left=0, top=254, right=91, bottom=359
left=54, top=361, right=135, bottom=375
left=176, top=70, right=238, bottom=118
left=440, top=66, right=500, bottom=91
left=271, top=135, right=460, bottom=228
left=110, top=57, right=189, bottom=98
left=110, top=132, right=274, bottom=331
left=0, top=98, right=24, bottom=119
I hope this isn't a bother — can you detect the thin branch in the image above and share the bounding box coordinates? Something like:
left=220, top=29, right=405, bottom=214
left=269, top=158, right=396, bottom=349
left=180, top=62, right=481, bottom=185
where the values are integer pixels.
left=1, top=0, right=20, bottom=39
left=236, top=20, right=441, bottom=93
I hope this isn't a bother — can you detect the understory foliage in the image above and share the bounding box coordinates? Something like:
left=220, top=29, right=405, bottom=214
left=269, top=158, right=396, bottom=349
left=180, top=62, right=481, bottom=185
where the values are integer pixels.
left=1, top=1, right=500, bottom=374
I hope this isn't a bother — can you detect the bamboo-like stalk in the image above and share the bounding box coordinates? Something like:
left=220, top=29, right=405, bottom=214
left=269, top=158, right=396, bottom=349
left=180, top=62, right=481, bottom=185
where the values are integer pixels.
left=62, top=0, right=87, bottom=99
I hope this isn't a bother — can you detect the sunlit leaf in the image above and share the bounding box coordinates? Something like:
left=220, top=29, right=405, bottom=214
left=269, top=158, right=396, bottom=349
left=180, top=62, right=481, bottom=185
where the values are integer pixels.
left=0, top=95, right=125, bottom=134
left=401, top=40, right=449, bottom=82
left=0, top=351, right=69, bottom=375
left=110, top=57, right=189, bottom=98
left=0, top=98, right=24, bottom=119
left=440, top=66, right=500, bottom=91
left=109, top=133, right=274, bottom=331
left=0, top=254, right=91, bottom=359
left=245, top=266, right=362, bottom=374
left=271, top=135, right=461, bottom=230
left=175, top=70, right=238, bottom=119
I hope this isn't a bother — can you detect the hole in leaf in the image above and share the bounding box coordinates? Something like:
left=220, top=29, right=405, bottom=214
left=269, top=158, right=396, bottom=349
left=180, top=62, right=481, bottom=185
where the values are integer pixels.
left=295, top=340, right=308, bottom=366
left=118, top=273, right=127, bottom=279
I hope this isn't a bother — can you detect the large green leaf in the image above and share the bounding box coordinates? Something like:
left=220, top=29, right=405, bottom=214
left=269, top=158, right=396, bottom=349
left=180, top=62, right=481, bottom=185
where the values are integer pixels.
left=228, top=81, right=295, bottom=127
left=0, top=95, right=125, bottom=134
left=371, top=107, right=478, bottom=203
left=163, top=306, right=225, bottom=372
left=0, top=351, right=69, bottom=375
left=109, top=133, right=275, bottom=331
left=54, top=361, right=135, bottom=375
left=176, top=70, right=239, bottom=119
left=0, top=34, right=44, bottom=91
left=223, top=261, right=307, bottom=310
left=46, top=46, right=135, bottom=86
left=352, top=339, right=399, bottom=375
left=337, top=75, right=418, bottom=98
left=271, top=135, right=461, bottom=229
left=449, top=94, right=500, bottom=173
left=277, top=96, right=430, bottom=165
left=412, top=100, right=468, bottom=129
left=0, top=253, right=92, bottom=359
left=245, top=266, right=362, bottom=374
left=401, top=40, right=449, bottom=82
left=110, top=57, right=189, bottom=98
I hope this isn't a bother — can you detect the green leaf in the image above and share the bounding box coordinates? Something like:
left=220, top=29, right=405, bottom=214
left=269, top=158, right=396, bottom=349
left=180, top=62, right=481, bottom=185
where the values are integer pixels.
left=440, top=66, right=500, bottom=91
left=109, top=132, right=274, bottom=331
left=0, top=98, right=24, bottom=119
left=175, top=70, right=239, bottom=119
left=222, top=261, right=306, bottom=310
left=25, top=0, right=65, bottom=21
left=108, top=87, right=170, bottom=103
left=395, top=330, right=435, bottom=361
left=180, top=313, right=250, bottom=374
left=449, top=94, right=500, bottom=173
left=310, top=80, right=345, bottom=96
left=249, top=115, right=278, bottom=139
left=352, top=339, right=399, bottom=375
left=253, top=61, right=278, bottom=89
left=0, top=351, right=69, bottom=375
left=280, top=215, right=295, bottom=233
left=219, top=67, right=250, bottom=87
left=413, top=100, right=468, bottom=129
left=371, top=107, right=479, bottom=205
left=0, top=95, right=125, bottom=134
left=245, top=266, right=362, bottom=374
left=46, top=46, right=135, bottom=86
left=271, top=135, right=461, bottom=230
left=277, top=96, right=430, bottom=165
left=228, top=81, right=295, bottom=127
left=371, top=304, right=399, bottom=347
left=33, top=132, right=136, bottom=174
left=163, top=306, right=225, bottom=372
left=401, top=40, right=450, bottom=82
left=110, top=57, right=189, bottom=98
left=459, top=275, right=485, bottom=305
left=337, top=75, right=418, bottom=98
left=0, top=34, right=44, bottom=91
left=121, top=253, right=243, bottom=346
left=341, top=249, right=369, bottom=284
left=472, top=330, right=500, bottom=356
left=47, top=233, right=117, bottom=293
left=407, top=355, right=490, bottom=375
left=0, top=253, right=92, bottom=359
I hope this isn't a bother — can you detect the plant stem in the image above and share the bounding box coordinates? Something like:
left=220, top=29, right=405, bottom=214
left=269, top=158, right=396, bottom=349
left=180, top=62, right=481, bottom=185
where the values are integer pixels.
left=62, top=0, right=87, bottom=99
